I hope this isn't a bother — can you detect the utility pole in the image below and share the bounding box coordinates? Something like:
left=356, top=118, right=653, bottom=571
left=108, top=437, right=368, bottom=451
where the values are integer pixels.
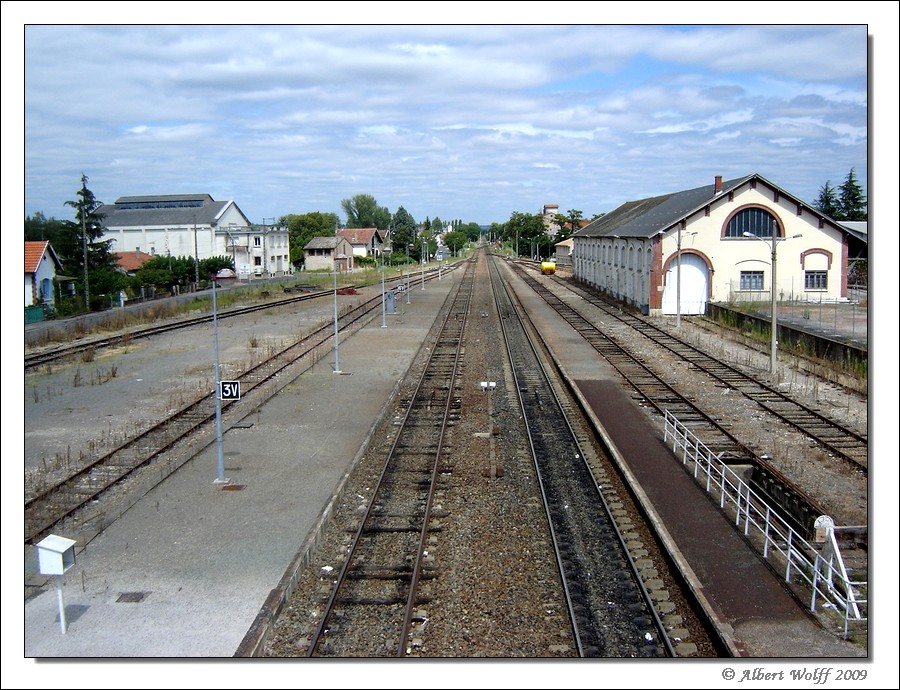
left=81, top=192, right=89, bottom=309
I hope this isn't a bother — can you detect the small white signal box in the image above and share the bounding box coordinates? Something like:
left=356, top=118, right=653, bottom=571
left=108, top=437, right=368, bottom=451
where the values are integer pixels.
left=36, top=534, right=77, bottom=576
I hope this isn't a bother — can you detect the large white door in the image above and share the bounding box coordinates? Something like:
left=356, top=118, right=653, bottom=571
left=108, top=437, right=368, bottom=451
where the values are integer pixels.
left=662, top=254, right=708, bottom=315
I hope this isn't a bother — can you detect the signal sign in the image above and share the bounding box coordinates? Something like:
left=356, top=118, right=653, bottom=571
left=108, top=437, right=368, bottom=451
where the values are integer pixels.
left=219, top=380, right=241, bottom=401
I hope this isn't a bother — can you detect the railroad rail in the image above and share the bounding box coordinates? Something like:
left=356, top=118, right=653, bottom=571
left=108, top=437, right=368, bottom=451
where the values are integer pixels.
left=489, top=256, right=674, bottom=657
left=24, top=288, right=397, bottom=546
left=304, top=259, right=476, bottom=657
left=25, top=268, right=450, bottom=371
left=558, top=277, right=868, bottom=473
left=507, top=261, right=831, bottom=535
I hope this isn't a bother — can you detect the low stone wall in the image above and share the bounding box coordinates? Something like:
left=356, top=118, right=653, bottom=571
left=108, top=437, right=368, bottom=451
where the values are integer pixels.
left=706, top=303, right=867, bottom=376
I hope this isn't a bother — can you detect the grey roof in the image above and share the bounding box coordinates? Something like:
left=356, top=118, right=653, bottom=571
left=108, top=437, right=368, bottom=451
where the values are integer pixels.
left=574, top=173, right=851, bottom=242
left=96, top=194, right=246, bottom=227
left=839, top=221, right=868, bottom=243
left=576, top=176, right=753, bottom=239
left=304, top=236, right=341, bottom=250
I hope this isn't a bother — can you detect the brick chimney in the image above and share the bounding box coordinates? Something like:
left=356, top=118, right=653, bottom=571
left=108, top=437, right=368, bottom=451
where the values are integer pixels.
left=714, top=175, right=723, bottom=193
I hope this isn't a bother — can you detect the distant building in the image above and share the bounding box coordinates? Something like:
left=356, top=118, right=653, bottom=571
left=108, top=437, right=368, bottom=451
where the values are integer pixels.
left=113, top=250, right=155, bottom=275
left=573, top=174, right=856, bottom=317
left=337, top=227, right=385, bottom=258
left=554, top=238, right=574, bottom=266
left=542, top=203, right=560, bottom=237
left=303, top=236, right=356, bottom=272
left=96, top=194, right=290, bottom=279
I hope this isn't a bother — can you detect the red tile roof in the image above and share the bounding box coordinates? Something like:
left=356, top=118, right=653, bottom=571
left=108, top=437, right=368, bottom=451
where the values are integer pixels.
left=114, top=250, right=155, bottom=272
left=337, top=228, right=380, bottom=245
left=25, top=241, right=49, bottom=273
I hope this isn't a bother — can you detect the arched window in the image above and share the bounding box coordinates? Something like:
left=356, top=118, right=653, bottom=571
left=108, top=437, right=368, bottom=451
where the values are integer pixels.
left=725, top=207, right=778, bottom=239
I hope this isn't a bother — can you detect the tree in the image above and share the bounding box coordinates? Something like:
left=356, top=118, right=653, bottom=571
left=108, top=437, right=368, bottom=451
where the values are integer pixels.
left=391, top=206, right=417, bottom=257
left=813, top=181, right=841, bottom=219
left=553, top=209, right=583, bottom=242
left=341, top=194, right=391, bottom=229
left=443, top=230, right=467, bottom=255
left=838, top=168, right=867, bottom=221
left=61, top=174, right=119, bottom=311
left=503, top=211, right=550, bottom=258
left=280, top=212, right=341, bottom=266
left=25, top=212, right=67, bottom=244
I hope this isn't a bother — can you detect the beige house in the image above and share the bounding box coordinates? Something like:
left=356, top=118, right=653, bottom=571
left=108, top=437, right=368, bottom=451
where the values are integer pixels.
left=303, top=236, right=356, bottom=271
left=572, top=174, right=853, bottom=316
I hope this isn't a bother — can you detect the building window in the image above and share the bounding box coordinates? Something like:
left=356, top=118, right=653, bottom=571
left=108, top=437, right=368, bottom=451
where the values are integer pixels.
left=254, top=256, right=262, bottom=266
left=254, top=236, right=261, bottom=246
left=726, top=207, right=777, bottom=238
left=805, top=270, right=828, bottom=290
left=740, top=270, right=764, bottom=290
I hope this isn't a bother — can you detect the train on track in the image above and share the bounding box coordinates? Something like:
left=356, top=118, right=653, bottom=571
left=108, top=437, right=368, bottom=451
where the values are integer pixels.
left=540, top=260, right=557, bottom=275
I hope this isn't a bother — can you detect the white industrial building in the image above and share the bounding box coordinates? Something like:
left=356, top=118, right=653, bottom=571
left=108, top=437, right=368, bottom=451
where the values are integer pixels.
left=96, top=194, right=291, bottom=279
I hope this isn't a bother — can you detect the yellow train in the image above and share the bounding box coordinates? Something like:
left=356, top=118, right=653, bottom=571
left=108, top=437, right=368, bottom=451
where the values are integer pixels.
left=540, top=261, right=557, bottom=275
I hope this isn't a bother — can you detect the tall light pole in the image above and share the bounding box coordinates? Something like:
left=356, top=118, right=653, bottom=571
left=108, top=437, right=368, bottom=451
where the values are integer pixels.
left=193, top=216, right=200, bottom=287
left=676, top=224, right=683, bottom=328
left=743, top=223, right=801, bottom=379
left=81, top=198, right=89, bottom=309
left=406, top=243, right=412, bottom=304
left=211, top=276, right=228, bottom=485
left=333, top=257, right=341, bottom=374
left=381, top=250, right=387, bottom=328
left=675, top=226, right=697, bottom=328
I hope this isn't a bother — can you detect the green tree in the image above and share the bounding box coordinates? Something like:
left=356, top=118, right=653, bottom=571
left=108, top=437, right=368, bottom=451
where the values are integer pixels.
left=458, top=222, right=482, bottom=242
left=838, top=168, right=867, bottom=221
left=443, top=230, right=467, bottom=255
left=25, top=212, right=67, bottom=244
left=813, top=181, right=841, bottom=219
left=61, top=174, right=119, bottom=311
left=199, top=255, right=235, bottom=278
left=553, top=209, right=583, bottom=242
left=503, top=211, right=549, bottom=258
left=341, top=194, right=391, bottom=229
left=391, top=206, right=418, bottom=257
left=280, top=212, right=341, bottom=266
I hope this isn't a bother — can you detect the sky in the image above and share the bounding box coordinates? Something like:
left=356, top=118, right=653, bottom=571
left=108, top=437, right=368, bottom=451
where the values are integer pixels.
left=6, top=4, right=897, bottom=230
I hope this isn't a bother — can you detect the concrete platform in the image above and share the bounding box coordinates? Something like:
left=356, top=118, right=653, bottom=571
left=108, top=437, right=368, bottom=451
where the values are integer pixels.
left=17, top=274, right=457, bottom=660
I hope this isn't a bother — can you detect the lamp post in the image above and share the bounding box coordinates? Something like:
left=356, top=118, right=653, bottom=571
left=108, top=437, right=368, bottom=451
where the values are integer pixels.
left=381, top=251, right=387, bottom=328
left=743, top=223, right=801, bottom=379
left=406, top=243, right=412, bottom=304
left=675, top=226, right=697, bottom=328
left=421, top=245, right=425, bottom=290
left=333, top=257, right=341, bottom=374
left=211, top=276, right=228, bottom=485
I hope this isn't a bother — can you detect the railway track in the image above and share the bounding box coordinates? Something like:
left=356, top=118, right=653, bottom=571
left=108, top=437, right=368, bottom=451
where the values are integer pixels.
left=24, top=288, right=394, bottom=546
left=506, top=261, right=833, bottom=534
left=559, top=277, right=868, bottom=473
left=304, top=259, right=475, bottom=657
left=490, top=256, right=674, bottom=657
left=25, top=273, right=426, bottom=371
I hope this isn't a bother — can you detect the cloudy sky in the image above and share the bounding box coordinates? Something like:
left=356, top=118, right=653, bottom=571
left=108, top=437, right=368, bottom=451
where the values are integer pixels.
left=7, top=5, right=896, bottom=230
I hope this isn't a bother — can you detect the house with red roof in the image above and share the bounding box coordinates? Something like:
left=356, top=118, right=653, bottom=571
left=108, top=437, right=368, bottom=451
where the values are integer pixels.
left=25, top=241, right=68, bottom=309
left=337, top=227, right=384, bottom=259
left=112, top=250, right=155, bottom=275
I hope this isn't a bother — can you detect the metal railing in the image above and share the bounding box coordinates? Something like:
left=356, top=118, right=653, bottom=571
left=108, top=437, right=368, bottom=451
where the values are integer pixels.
left=663, top=410, right=867, bottom=638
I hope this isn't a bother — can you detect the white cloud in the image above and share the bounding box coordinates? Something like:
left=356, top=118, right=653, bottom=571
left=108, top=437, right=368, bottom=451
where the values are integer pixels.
left=13, top=22, right=881, bottom=225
